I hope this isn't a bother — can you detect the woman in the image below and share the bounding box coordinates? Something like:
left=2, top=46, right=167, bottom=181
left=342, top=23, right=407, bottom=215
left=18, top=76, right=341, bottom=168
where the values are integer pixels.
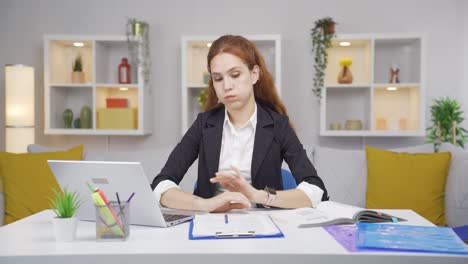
left=151, top=35, right=328, bottom=212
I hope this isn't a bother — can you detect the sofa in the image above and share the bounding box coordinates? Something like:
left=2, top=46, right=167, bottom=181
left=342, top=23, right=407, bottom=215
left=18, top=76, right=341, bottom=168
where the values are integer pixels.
left=1, top=143, right=467, bottom=227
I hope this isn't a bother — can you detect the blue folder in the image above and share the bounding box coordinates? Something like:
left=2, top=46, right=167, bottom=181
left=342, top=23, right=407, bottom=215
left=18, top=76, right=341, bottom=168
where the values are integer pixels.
left=356, top=223, right=468, bottom=255
left=188, top=215, right=284, bottom=240
left=453, top=225, right=468, bottom=243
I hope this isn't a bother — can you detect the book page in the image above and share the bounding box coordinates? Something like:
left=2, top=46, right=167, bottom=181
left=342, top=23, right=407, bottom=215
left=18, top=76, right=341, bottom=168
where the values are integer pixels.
left=192, top=214, right=280, bottom=237
left=316, top=201, right=364, bottom=220
left=270, top=208, right=354, bottom=228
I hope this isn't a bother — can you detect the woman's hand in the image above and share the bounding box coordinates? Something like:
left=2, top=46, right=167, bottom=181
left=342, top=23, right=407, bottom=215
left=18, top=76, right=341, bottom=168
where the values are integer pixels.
left=200, top=191, right=251, bottom=213
left=210, top=166, right=264, bottom=203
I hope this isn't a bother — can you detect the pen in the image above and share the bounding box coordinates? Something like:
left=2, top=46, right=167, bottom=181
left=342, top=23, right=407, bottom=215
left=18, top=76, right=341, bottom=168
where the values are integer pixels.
left=126, top=192, right=135, bottom=203
left=116, top=192, right=121, bottom=206
left=225, top=214, right=229, bottom=224
left=116, top=192, right=126, bottom=223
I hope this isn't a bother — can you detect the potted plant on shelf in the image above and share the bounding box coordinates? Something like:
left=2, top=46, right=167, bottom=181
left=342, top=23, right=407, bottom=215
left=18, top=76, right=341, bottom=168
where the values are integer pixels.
left=426, top=97, right=468, bottom=152
left=197, top=89, right=208, bottom=110
left=71, top=54, right=85, bottom=83
left=49, top=188, right=82, bottom=242
left=310, top=17, right=337, bottom=101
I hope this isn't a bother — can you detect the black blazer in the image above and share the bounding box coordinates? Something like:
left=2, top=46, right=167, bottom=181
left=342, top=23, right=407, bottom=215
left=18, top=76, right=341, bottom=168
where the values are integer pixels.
left=151, top=102, right=329, bottom=201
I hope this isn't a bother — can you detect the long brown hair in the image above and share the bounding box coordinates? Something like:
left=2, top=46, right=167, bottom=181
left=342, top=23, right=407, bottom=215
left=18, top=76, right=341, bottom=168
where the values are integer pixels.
left=203, top=35, right=293, bottom=129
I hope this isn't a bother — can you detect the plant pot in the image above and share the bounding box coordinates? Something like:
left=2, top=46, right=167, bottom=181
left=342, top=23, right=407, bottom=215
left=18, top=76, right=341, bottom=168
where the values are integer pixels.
left=52, top=217, right=78, bottom=242
left=71, top=72, right=85, bottom=83
left=337, top=66, right=353, bottom=84
left=327, top=23, right=336, bottom=34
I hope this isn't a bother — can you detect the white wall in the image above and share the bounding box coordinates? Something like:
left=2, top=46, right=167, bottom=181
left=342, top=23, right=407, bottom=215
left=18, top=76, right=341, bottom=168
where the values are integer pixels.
left=0, top=0, right=466, bottom=152
left=461, top=0, right=468, bottom=128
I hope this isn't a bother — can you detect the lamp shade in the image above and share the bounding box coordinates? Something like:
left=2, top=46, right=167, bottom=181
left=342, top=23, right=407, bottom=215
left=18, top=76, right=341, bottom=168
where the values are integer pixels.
left=5, top=65, right=35, bottom=153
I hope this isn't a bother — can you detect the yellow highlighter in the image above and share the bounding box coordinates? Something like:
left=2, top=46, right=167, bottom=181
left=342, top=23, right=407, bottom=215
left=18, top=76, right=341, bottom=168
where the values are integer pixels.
left=91, top=192, right=125, bottom=237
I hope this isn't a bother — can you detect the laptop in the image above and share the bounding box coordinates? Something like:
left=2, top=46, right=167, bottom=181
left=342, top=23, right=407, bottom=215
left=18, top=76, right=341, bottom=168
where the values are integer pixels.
left=48, top=160, right=194, bottom=227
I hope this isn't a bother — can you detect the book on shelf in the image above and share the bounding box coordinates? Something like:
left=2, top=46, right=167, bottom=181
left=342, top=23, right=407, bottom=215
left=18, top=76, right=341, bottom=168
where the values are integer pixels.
left=270, top=201, right=406, bottom=228
left=106, top=98, right=128, bottom=108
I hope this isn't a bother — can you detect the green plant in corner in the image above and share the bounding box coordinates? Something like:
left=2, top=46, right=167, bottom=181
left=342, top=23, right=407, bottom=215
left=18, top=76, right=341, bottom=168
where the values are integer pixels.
left=48, top=188, right=82, bottom=218
left=72, top=55, right=83, bottom=72
left=310, top=17, right=337, bottom=101
left=197, top=89, right=208, bottom=108
left=425, top=97, right=468, bottom=152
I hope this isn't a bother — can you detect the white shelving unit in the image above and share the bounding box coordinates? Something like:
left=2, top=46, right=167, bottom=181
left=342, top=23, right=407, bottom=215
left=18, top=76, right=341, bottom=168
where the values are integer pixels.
left=320, top=34, right=425, bottom=137
left=181, top=35, right=281, bottom=134
left=44, top=35, right=152, bottom=135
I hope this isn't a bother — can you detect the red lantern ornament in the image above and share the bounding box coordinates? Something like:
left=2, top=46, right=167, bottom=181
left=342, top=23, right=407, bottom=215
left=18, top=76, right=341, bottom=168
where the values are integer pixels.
left=118, top=57, right=131, bottom=84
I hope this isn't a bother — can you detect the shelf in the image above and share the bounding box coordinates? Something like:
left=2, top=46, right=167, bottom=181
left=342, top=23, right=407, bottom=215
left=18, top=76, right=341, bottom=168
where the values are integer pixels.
left=325, top=39, right=372, bottom=85
left=95, top=83, right=138, bottom=89
left=325, top=83, right=371, bottom=88
left=48, top=86, right=93, bottom=129
left=320, top=34, right=424, bottom=138
left=373, top=83, right=419, bottom=88
left=324, top=87, right=371, bottom=131
left=44, top=35, right=152, bottom=135
left=95, top=40, right=136, bottom=84
left=47, top=39, right=93, bottom=84
left=374, top=38, right=421, bottom=83
left=373, top=86, right=421, bottom=131
left=44, top=128, right=149, bottom=136
left=320, top=130, right=425, bottom=137
left=188, top=84, right=209, bottom=89
left=50, top=83, right=93, bottom=88
left=96, top=86, right=139, bottom=109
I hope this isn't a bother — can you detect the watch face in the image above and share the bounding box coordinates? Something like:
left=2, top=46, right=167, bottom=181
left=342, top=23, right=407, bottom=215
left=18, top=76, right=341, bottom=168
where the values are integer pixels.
left=265, top=187, right=277, bottom=195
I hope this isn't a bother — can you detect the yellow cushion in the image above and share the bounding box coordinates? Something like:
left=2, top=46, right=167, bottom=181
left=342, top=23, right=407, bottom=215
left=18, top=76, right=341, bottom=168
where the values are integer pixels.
left=0, top=145, right=83, bottom=225
left=365, top=146, right=451, bottom=226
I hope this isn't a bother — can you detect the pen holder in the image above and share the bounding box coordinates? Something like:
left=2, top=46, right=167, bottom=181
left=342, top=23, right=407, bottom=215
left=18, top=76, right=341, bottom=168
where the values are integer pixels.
left=95, top=201, right=130, bottom=241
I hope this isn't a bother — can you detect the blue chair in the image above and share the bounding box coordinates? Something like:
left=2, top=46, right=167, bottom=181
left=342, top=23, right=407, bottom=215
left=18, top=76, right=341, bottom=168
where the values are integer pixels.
left=281, top=168, right=297, bottom=190
left=194, top=168, right=297, bottom=191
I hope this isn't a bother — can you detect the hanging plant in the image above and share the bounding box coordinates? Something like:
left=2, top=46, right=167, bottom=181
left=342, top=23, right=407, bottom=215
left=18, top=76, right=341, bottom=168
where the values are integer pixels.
left=425, top=97, right=468, bottom=152
left=310, top=17, right=337, bottom=101
left=126, top=18, right=151, bottom=91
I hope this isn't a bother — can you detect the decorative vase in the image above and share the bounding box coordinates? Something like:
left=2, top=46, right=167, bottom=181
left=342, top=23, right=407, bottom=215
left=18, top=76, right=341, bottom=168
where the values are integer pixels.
left=345, top=120, right=362, bottom=130
left=63, top=109, right=73, bottom=128
left=52, top=217, right=78, bottom=242
left=80, top=106, right=92, bottom=129
left=71, top=72, right=85, bottom=83
left=73, top=118, right=81, bottom=129
left=337, top=66, right=353, bottom=84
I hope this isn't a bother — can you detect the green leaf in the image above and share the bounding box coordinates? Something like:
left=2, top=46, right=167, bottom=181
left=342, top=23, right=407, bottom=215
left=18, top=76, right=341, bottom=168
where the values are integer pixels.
left=426, top=97, right=468, bottom=149
left=48, top=188, right=82, bottom=218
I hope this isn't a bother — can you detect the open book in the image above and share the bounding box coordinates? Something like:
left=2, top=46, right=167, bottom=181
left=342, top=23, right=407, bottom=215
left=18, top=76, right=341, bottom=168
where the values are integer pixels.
left=271, top=201, right=406, bottom=228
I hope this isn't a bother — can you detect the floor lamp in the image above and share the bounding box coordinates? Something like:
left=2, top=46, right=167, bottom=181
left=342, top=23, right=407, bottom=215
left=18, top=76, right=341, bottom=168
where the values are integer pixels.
left=5, top=64, right=35, bottom=153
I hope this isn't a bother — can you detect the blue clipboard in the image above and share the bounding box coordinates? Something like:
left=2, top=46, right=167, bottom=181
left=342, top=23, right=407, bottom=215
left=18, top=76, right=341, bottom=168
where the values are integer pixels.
left=188, top=215, right=284, bottom=240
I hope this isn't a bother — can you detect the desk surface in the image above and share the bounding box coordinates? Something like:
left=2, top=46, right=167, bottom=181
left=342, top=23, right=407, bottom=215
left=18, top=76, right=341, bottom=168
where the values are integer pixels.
left=0, top=209, right=466, bottom=264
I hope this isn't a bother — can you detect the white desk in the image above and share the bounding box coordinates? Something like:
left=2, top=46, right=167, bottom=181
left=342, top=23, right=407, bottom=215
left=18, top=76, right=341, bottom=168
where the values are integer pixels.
left=0, top=209, right=466, bottom=264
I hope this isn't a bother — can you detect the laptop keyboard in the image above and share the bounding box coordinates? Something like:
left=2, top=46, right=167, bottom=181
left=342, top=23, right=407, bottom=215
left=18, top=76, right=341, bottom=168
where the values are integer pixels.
left=163, top=214, right=189, bottom=222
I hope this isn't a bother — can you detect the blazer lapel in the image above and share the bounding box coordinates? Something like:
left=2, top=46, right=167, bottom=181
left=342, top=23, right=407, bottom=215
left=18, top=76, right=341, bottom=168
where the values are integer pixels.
left=251, top=104, right=274, bottom=183
left=202, top=108, right=225, bottom=183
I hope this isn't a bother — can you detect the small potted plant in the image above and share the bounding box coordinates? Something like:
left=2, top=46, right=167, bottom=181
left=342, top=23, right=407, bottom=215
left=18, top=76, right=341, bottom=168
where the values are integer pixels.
left=71, top=54, right=85, bottom=83
left=49, top=188, right=82, bottom=242
left=426, top=97, right=468, bottom=152
left=197, top=89, right=208, bottom=110
left=311, top=17, right=337, bottom=100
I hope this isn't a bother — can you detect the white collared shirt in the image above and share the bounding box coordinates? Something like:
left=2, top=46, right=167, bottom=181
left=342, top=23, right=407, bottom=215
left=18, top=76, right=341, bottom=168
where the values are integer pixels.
left=153, top=105, right=323, bottom=208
